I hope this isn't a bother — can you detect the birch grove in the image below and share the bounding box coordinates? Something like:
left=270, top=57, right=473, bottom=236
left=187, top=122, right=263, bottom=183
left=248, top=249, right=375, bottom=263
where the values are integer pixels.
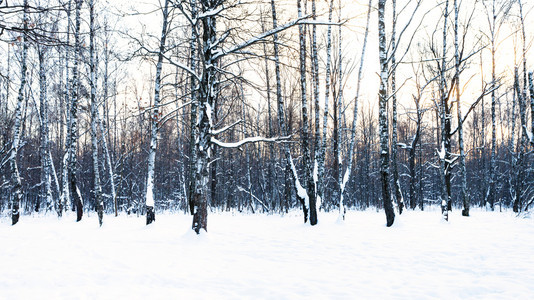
left=1, top=0, right=533, bottom=228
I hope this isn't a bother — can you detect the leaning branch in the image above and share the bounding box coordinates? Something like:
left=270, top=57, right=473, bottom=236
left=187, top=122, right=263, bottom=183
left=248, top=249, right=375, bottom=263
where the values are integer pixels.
left=237, top=186, right=270, bottom=212
left=451, top=84, right=500, bottom=136
left=211, top=120, right=243, bottom=135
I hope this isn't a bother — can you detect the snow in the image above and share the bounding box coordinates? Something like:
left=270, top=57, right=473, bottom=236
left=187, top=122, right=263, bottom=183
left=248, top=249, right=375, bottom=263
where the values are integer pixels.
left=289, top=156, right=309, bottom=207
left=526, top=129, right=533, bottom=145
left=438, top=141, right=446, bottom=160
left=211, top=136, right=280, bottom=149
left=1, top=210, right=534, bottom=299
left=145, top=181, right=154, bottom=207
left=313, top=159, right=318, bottom=184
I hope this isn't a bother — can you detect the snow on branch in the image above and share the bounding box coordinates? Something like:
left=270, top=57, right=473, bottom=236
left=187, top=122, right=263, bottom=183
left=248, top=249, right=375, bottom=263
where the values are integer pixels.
left=211, top=136, right=290, bottom=149
left=161, top=52, right=201, bottom=82
left=156, top=100, right=193, bottom=127
left=196, top=6, right=223, bottom=20
left=211, top=120, right=243, bottom=135
left=289, top=156, right=309, bottom=209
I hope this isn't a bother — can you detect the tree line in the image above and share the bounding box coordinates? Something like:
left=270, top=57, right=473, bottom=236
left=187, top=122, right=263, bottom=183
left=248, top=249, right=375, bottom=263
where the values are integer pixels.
left=1, top=0, right=533, bottom=232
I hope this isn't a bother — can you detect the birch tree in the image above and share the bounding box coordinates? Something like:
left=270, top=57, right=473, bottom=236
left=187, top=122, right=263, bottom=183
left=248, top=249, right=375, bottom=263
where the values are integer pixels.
left=338, top=0, right=372, bottom=220
left=318, top=0, right=333, bottom=212
left=482, top=0, right=511, bottom=211
left=144, top=0, right=171, bottom=225
left=187, top=0, right=199, bottom=215
left=170, top=0, right=310, bottom=233
left=61, top=0, right=72, bottom=214
left=89, top=0, right=104, bottom=226
left=438, top=0, right=451, bottom=221
left=38, top=43, right=53, bottom=213
left=65, top=0, right=84, bottom=221
left=311, top=0, right=324, bottom=207
left=271, top=0, right=309, bottom=221
left=453, top=0, right=469, bottom=216
left=297, top=0, right=318, bottom=225
left=9, top=0, right=29, bottom=225
left=100, top=20, right=118, bottom=217
left=390, top=0, right=404, bottom=215
left=378, top=0, right=395, bottom=226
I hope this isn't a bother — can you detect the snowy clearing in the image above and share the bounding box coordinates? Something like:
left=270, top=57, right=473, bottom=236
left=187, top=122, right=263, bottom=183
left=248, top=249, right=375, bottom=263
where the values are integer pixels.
left=1, top=209, right=534, bottom=299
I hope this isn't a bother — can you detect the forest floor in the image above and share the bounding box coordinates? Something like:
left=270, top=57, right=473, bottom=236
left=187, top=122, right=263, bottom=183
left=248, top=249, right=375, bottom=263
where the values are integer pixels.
left=1, top=208, right=533, bottom=299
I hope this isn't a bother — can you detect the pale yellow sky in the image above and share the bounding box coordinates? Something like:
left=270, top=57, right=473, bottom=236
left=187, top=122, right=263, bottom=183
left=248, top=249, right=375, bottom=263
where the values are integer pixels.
left=110, top=0, right=534, bottom=140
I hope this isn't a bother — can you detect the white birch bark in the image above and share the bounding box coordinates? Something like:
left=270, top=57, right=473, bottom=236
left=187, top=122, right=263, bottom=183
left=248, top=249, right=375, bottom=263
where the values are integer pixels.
left=145, top=0, right=170, bottom=225
left=188, top=0, right=199, bottom=215
left=38, top=45, right=53, bottom=214
left=68, top=0, right=84, bottom=222
left=62, top=0, right=72, bottom=213
left=261, top=16, right=275, bottom=211
left=439, top=0, right=451, bottom=221
left=339, top=0, right=371, bottom=220
left=318, top=0, right=333, bottom=211
left=271, top=0, right=308, bottom=221
left=378, top=0, right=395, bottom=226
left=89, top=0, right=104, bottom=226
left=454, top=0, right=469, bottom=217
left=390, top=0, right=404, bottom=214
left=514, top=0, right=528, bottom=212
left=241, top=85, right=254, bottom=212
left=311, top=0, right=323, bottom=207
left=100, top=32, right=117, bottom=217
left=485, top=0, right=497, bottom=211
left=192, top=0, right=218, bottom=233
left=298, top=0, right=318, bottom=225
left=9, top=0, right=29, bottom=225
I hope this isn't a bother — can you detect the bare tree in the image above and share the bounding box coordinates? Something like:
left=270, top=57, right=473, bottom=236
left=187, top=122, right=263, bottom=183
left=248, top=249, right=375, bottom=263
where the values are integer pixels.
left=338, top=0, right=372, bottom=220
left=67, top=0, right=84, bottom=222
left=378, top=0, right=395, bottom=226
left=297, top=0, right=318, bottom=225
left=145, top=0, right=171, bottom=225
left=89, top=0, right=103, bottom=226
left=9, top=0, right=29, bottom=225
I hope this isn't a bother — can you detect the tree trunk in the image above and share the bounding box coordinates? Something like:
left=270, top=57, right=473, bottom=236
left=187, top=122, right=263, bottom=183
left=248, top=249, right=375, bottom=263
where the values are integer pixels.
left=101, top=22, right=118, bottom=217
left=390, top=0, right=404, bottom=215
left=270, top=0, right=308, bottom=221
left=298, top=0, right=317, bottom=226
left=38, top=46, right=53, bottom=214
left=61, top=0, right=72, bottom=214
left=188, top=0, right=199, bottom=216
left=90, top=0, right=104, bottom=226
left=311, top=0, right=324, bottom=208
left=319, top=0, right=333, bottom=211
left=68, top=0, right=84, bottom=222
left=191, top=0, right=219, bottom=233
left=486, top=0, right=497, bottom=211
left=513, top=68, right=526, bottom=212
left=378, top=0, right=395, bottom=227
left=514, top=0, right=528, bottom=212
left=409, top=96, right=421, bottom=210
left=439, top=0, right=451, bottom=221
left=9, top=0, right=29, bottom=225
left=454, top=0, right=469, bottom=217
left=261, top=17, right=276, bottom=212
left=146, top=0, right=170, bottom=225
left=339, top=0, right=371, bottom=219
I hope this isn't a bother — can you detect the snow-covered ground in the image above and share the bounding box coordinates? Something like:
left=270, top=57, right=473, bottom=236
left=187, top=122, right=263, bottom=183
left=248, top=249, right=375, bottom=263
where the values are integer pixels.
left=1, top=209, right=533, bottom=299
